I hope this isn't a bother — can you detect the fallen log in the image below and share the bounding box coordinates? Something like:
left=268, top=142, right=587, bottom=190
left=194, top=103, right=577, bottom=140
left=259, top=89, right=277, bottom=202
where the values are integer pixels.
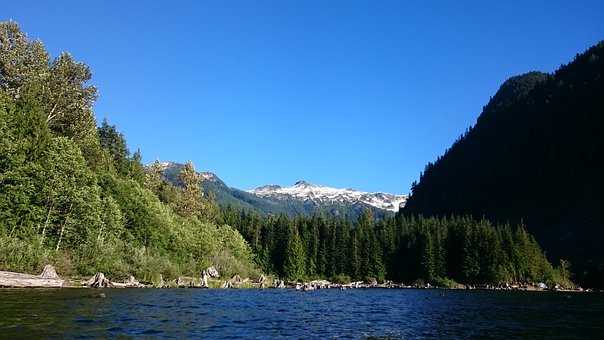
left=0, top=265, right=64, bottom=288
left=112, top=275, right=146, bottom=288
left=175, top=276, right=202, bottom=288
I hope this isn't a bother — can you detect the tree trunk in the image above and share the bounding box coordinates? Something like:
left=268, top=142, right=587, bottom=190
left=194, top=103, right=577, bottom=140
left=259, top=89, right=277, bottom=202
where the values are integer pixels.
left=86, top=272, right=112, bottom=288
left=55, top=203, right=72, bottom=252
left=41, top=203, right=53, bottom=245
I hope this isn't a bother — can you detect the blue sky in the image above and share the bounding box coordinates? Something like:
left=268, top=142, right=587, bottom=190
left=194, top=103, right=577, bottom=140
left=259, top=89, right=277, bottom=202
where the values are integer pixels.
left=4, top=1, right=603, bottom=194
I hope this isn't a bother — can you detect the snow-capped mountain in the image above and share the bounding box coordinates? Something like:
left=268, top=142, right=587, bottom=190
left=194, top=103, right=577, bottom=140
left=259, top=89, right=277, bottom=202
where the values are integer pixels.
left=249, top=180, right=407, bottom=212
left=151, top=161, right=406, bottom=219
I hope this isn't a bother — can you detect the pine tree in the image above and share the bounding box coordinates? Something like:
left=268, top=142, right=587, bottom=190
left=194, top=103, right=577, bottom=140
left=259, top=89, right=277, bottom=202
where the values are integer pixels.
left=284, top=227, right=306, bottom=281
left=98, top=118, right=129, bottom=175
left=419, top=230, right=435, bottom=281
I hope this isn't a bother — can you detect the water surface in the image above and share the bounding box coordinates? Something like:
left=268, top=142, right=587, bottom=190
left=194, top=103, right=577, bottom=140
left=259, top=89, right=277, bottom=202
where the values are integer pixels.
left=1, top=288, right=602, bottom=338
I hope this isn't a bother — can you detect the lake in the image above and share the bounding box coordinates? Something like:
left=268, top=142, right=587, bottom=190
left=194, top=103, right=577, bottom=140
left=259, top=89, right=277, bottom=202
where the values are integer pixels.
left=0, top=288, right=603, bottom=338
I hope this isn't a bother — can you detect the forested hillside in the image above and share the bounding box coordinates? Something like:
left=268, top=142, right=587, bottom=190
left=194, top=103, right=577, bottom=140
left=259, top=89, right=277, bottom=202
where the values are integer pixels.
left=404, top=42, right=604, bottom=287
left=0, top=22, right=257, bottom=281
left=222, top=208, right=571, bottom=287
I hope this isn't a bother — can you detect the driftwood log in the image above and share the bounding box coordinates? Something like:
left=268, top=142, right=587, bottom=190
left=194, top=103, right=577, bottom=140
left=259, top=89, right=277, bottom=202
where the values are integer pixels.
left=112, top=275, right=146, bottom=288
left=230, top=274, right=242, bottom=284
left=205, top=266, right=220, bottom=278
left=0, top=265, right=64, bottom=288
left=258, top=275, right=267, bottom=289
left=200, top=271, right=209, bottom=288
left=86, top=273, right=113, bottom=288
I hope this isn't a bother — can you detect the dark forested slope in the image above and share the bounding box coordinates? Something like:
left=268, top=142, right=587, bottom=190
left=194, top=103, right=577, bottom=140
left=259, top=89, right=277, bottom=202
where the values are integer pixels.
left=403, top=42, right=604, bottom=286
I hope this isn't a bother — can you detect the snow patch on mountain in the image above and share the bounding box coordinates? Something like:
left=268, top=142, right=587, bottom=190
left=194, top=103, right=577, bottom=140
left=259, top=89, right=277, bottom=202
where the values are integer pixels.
left=151, top=161, right=222, bottom=184
left=249, top=180, right=407, bottom=212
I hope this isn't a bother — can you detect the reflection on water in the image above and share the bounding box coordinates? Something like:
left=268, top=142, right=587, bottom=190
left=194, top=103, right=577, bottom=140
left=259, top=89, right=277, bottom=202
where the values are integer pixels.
left=0, top=288, right=603, bottom=338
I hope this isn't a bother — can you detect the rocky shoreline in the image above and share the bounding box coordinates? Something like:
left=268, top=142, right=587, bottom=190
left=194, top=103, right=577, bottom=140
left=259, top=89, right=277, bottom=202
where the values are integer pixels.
left=286, top=279, right=589, bottom=292
left=0, top=265, right=590, bottom=292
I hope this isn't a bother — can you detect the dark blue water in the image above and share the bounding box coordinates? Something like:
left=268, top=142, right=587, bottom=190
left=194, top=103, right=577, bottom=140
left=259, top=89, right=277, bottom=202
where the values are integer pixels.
left=1, top=288, right=603, bottom=339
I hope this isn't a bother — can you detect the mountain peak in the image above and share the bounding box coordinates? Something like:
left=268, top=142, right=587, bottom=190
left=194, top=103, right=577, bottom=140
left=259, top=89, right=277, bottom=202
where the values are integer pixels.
left=147, top=160, right=225, bottom=186
left=293, top=180, right=313, bottom=187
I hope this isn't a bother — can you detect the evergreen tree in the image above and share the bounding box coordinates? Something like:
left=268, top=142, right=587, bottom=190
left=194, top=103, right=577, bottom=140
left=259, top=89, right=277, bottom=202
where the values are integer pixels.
left=98, top=118, right=129, bottom=175
left=284, top=227, right=306, bottom=281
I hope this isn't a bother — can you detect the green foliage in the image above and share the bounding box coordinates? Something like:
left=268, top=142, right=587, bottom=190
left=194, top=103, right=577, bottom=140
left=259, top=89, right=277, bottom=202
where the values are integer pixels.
left=331, top=273, right=352, bottom=284
left=430, top=276, right=460, bottom=289
left=0, top=21, right=257, bottom=281
left=98, top=118, right=130, bottom=175
left=175, top=161, right=203, bottom=218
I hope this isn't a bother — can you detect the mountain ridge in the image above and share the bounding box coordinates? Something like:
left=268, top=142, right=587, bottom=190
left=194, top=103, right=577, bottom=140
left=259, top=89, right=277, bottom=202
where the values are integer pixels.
left=153, top=161, right=406, bottom=218
left=249, top=180, right=407, bottom=212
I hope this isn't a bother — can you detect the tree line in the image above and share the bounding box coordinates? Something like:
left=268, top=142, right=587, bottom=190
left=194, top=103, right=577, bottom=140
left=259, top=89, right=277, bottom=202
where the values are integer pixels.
left=221, top=207, right=572, bottom=287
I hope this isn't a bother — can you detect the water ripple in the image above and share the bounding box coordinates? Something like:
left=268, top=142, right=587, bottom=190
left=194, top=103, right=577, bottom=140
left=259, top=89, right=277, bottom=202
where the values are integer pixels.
left=0, top=289, right=603, bottom=338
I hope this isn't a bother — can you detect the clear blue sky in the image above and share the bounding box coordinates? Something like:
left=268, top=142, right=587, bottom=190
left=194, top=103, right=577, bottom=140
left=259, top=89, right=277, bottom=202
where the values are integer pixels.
left=4, top=1, right=603, bottom=194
